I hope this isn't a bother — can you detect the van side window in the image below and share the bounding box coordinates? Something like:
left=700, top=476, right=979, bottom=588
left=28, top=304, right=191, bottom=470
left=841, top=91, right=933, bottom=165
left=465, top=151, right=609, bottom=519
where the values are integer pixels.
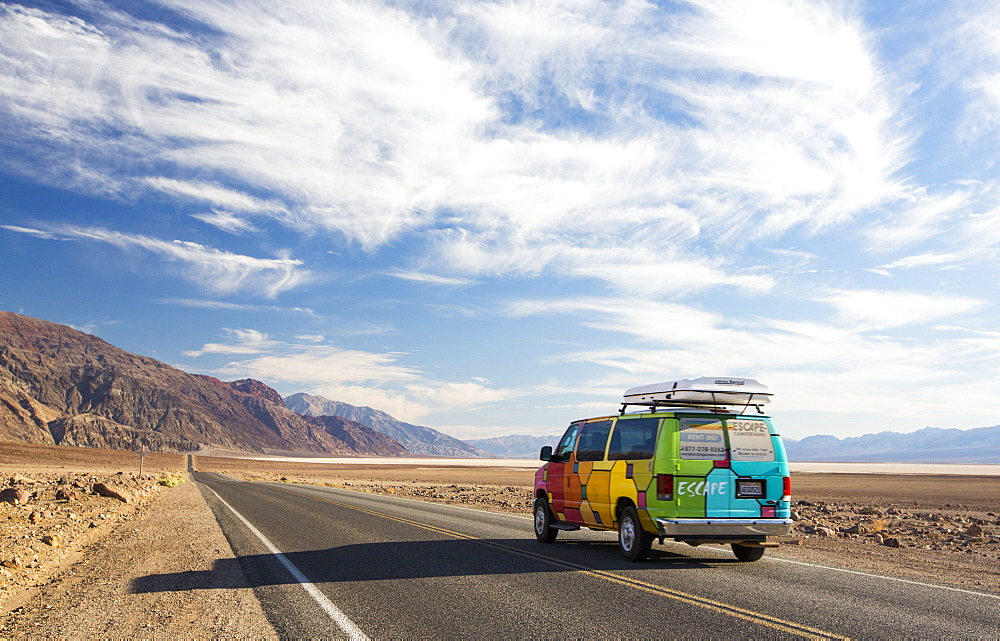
left=575, top=420, right=613, bottom=462
left=553, top=423, right=582, bottom=459
left=608, top=418, right=658, bottom=460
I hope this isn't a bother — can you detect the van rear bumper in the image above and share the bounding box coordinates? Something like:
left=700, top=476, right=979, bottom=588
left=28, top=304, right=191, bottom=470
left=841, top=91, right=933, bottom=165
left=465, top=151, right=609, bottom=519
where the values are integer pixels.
left=655, top=518, right=793, bottom=537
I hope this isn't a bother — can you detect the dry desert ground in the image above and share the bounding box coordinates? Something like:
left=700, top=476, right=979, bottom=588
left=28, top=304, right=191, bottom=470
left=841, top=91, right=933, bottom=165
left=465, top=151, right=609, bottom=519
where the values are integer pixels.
left=0, top=442, right=997, bottom=637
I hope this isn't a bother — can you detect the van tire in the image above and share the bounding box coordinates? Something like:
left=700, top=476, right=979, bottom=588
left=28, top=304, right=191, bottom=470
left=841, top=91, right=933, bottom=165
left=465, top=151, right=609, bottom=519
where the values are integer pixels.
left=618, top=506, right=652, bottom=562
left=533, top=497, right=558, bottom=543
left=732, top=543, right=765, bottom=562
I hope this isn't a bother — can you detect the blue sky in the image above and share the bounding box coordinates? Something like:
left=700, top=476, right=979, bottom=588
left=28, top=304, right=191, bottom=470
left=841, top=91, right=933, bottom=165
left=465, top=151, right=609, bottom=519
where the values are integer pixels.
left=2, top=0, right=1000, bottom=442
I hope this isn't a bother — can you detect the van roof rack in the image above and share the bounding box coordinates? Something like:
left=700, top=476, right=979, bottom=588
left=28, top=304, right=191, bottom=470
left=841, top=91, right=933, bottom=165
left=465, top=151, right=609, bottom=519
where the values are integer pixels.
left=619, top=376, right=772, bottom=416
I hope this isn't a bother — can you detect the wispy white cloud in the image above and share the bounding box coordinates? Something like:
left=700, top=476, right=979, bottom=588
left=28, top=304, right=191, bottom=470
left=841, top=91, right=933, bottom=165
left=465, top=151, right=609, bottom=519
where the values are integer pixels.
left=160, top=298, right=315, bottom=315
left=67, top=318, right=123, bottom=335
left=957, top=201, right=1000, bottom=254
left=875, top=252, right=963, bottom=271
left=766, top=248, right=818, bottom=273
left=3, top=224, right=310, bottom=297
left=387, top=270, right=478, bottom=286
left=186, top=331, right=520, bottom=423
left=864, top=188, right=973, bottom=251
left=0, top=225, right=62, bottom=240
left=658, top=0, right=905, bottom=226
left=568, top=249, right=774, bottom=297
left=146, top=178, right=287, bottom=215
left=815, top=288, right=986, bottom=330
left=676, top=0, right=875, bottom=93
left=955, top=4, right=1000, bottom=144
left=190, top=210, right=259, bottom=234
left=182, top=328, right=281, bottom=357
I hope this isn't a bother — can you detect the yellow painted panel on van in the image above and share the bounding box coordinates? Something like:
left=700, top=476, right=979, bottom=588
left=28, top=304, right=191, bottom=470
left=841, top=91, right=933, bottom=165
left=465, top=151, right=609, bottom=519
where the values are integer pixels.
left=587, top=469, right=613, bottom=525
left=578, top=499, right=597, bottom=526
left=631, top=466, right=654, bottom=495
left=607, top=460, right=636, bottom=525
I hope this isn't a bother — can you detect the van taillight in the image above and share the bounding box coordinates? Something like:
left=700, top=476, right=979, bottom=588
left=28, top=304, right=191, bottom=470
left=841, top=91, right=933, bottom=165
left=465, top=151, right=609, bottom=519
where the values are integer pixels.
left=782, top=476, right=791, bottom=502
left=656, top=474, right=674, bottom=501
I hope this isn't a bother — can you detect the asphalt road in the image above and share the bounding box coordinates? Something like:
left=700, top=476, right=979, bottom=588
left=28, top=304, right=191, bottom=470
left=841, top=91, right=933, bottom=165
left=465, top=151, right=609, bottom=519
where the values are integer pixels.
left=162, top=471, right=1000, bottom=639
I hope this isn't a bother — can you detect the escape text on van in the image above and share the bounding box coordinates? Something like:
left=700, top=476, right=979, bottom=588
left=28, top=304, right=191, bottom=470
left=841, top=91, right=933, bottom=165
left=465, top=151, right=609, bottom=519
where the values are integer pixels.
left=676, top=480, right=729, bottom=497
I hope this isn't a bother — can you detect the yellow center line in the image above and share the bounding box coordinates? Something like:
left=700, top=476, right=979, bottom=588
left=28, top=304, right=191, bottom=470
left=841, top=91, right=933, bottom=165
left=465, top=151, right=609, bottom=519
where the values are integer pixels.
left=269, top=483, right=850, bottom=640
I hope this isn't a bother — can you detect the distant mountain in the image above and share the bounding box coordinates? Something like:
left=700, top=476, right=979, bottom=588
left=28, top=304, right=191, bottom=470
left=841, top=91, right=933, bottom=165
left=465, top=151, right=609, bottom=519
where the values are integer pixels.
left=0, top=311, right=406, bottom=456
left=466, top=434, right=562, bottom=459
left=285, top=393, right=494, bottom=458
left=783, top=425, right=1000, bottom=464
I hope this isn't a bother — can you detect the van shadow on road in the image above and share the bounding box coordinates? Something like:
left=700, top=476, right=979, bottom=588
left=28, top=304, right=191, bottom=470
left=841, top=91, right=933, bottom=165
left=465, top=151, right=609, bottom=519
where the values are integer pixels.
left=131, top=538, right=738, bottom=594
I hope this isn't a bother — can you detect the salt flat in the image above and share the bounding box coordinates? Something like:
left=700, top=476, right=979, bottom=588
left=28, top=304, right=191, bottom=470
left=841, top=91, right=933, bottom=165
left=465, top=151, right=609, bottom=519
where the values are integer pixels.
left=789, top=462, right=1000, bottom=475
left=210, top=452, right=1000, bottom=476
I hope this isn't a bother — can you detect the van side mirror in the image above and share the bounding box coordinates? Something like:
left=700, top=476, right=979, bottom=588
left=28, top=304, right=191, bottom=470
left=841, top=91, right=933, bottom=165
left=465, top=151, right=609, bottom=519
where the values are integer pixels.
left=539, top=445, right=553, bottom=461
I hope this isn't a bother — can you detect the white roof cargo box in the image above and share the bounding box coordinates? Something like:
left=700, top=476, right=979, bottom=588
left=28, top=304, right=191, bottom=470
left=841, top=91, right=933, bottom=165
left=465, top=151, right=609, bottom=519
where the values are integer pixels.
left=623, top=376, right=772, bottom=408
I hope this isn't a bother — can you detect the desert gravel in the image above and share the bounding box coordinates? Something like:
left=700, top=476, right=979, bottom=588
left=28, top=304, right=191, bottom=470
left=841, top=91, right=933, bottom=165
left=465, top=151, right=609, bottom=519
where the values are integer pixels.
left=0, top=477, right=275, bottom=638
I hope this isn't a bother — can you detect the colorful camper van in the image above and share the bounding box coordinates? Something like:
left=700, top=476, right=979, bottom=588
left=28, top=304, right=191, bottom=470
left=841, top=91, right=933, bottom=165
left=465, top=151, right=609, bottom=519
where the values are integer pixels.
left=533, top=377, right=792, bottom=562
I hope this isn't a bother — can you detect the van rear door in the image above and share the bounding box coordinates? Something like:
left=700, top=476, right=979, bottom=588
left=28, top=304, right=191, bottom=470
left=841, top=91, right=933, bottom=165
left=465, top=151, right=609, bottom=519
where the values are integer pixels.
left=671, top=415, right=785, bottom=520
left=673, top=417, right=730, bottom=518
left=723, top=417, right=785, bottom=518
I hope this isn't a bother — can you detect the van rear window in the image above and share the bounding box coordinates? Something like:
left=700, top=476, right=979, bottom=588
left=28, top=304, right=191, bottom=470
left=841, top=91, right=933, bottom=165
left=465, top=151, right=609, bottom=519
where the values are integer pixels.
left=678, top=417, right=776, bottom=461
left=608, top=418, right=658, bottom=460
left=679, top=418, right=726, bottom=460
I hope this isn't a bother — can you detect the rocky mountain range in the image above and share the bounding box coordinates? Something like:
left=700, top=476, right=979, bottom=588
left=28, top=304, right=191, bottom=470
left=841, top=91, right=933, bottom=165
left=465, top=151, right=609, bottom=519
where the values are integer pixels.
left=783, top=425, right=1000, bottom=464
left=0, top=312, right=405, bottom=456
left=284, top=393, right=494, bottom=458
left=465, top=434, right=562, bottom=459
left=465, top=427, right=1000, bottom=463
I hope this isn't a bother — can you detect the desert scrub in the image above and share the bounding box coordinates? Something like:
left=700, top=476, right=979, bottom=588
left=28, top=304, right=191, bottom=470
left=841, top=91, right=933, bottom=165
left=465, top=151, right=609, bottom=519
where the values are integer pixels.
left=158, top=473, right=185, bottom=488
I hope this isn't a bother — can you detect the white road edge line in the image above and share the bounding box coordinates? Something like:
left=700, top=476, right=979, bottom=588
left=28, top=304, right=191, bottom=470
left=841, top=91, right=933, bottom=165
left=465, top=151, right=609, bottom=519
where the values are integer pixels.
left=204, top=485, right=370, bottom=640
left=758, top=553, right=1000, bottom=600
left=692, top=544, right=1000, bottom=600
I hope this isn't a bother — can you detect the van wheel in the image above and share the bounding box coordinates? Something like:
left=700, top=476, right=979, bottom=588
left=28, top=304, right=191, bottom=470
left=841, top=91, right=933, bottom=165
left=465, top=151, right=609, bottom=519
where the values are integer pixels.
left=732, top=543, right=765, bottom=562
left=533, top=497, right=558, bottom=543
left=618, top=506, right=652, bottom=562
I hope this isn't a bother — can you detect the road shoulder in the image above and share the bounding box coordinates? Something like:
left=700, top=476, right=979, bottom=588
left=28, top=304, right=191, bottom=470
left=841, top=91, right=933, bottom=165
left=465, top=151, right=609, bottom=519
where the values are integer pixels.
left=0, top=478, right=276, bottom=638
